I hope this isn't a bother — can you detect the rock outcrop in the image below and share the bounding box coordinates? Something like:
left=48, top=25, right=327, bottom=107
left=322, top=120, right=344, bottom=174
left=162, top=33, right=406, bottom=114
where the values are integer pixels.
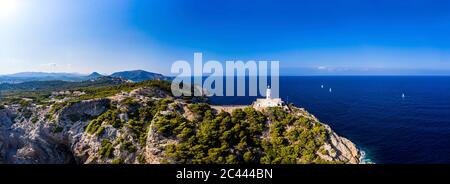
left=289, top=107, right=360, bottom=163
left=0, top=99, right=110, bottom=164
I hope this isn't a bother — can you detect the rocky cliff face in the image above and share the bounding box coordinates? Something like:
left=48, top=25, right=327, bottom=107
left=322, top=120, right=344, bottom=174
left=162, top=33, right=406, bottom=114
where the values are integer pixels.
left=0, top=99, right=110, bottom=164
left=288, top=107, right=360, bottom=164
left=0, top=87, right=361, bottom=164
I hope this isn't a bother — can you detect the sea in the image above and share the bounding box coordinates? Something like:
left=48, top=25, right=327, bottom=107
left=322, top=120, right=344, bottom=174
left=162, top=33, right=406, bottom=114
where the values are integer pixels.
left=208, top=76, right=450, bottom=163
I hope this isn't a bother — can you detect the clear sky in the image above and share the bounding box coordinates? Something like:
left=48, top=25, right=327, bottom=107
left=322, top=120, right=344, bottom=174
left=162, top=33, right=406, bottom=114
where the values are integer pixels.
left=1, top=0, right=450, bottom=75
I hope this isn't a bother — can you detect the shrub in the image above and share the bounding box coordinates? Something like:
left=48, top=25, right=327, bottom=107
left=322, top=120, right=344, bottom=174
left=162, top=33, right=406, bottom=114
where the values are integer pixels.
left=120, top=141, right=137, bottom=153
left=19, top=100, right=31, bottom=108
left=53, top=126, right=64, bottom=133
left=99, top=139, right=114, bottom=158
left=21, top=109, right=33, bottom=119
left=137, top=154, right=146, bottom=164
left=85, top=108, right=121, bottom=135
left=31, top=116, right=39, bottom=124
left=111, top=158, right=124, bottom=164
left=85, top=119, right=102, bottom=135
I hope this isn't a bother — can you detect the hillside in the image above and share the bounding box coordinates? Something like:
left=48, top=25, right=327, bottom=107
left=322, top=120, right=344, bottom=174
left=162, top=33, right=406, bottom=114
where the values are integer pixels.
left=0, top=76, right=124, bottom=91
left=0, top=72, right=86, bottom=83
left=0, top=80, right=360, bottom=164
left=0, top=76, right=128, bottom=105
left=86, top=72, right=104, bottom=79
left=111, top=70, right=171, bottom=82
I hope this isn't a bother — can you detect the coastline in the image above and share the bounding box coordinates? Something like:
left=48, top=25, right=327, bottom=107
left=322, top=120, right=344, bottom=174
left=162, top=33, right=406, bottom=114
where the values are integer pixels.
left=212, top=104, right=364, bottom=164
left=359, top=149, right=375, bottom=164
left=1, top=85, right=365, bottom=164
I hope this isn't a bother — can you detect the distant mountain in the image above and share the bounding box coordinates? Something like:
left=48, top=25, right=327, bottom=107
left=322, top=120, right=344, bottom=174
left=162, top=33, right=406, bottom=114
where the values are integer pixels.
left=0, top=70, right=169, bottom=83
left=0, top=76, right=126, bottom=92
left=111, top=70, right=170, bottom=82
left=4, top=72, right=82, bottom=78
left=86, top=72, right=104, bottom=79
left=0, top=72, right=86, bottom=83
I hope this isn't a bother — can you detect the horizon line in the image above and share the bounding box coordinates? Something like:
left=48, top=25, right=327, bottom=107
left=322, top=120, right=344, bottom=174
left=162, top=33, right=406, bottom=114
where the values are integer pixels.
left=2, top=72, right=450, bottom=77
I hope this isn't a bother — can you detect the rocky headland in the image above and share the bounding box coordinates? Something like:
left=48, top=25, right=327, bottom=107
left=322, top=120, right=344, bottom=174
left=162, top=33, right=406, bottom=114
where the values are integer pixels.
left=0, top=85, right=361, bottom=164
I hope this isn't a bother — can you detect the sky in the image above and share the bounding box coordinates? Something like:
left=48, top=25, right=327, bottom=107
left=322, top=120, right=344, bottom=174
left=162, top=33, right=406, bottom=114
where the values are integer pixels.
left=1, top=0, right=450, bottom=75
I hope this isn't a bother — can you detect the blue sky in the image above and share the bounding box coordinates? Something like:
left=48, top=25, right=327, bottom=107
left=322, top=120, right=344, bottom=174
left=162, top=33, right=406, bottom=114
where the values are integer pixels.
left=1, top=0, right=450, bottom=75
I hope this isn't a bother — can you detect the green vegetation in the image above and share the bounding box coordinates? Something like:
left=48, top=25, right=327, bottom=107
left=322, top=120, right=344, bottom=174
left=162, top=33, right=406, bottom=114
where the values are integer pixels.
left=1, top=78, right=337, bottom=164
left=154, top=112, right=191, bottom=137
left=0, top=77, right=124, bottom=105
left=85, top=107, right=122, bottom=135
left=53, top=126, right=64, bottom=133
left=76, top=80, right=171, bottom=101
left=49, top=102, right=67, bottom=114
left=154, top=104, right=333, bottom=164
left=31, top=116, right=39, bottom=124
left=137, top=154, right=146, bottom=164
left=0, top=91, right=51, bottom=106
left=0, top=78, right=171, bottom=106
left=85, top=97, right=175, bottom=154
left=111, top=158, right=124, bottom=164
left=156, top=104, right=267, bottom=164
left=120, top=140, right=137, bottom=153
left=21, top=108, right=33, bottom=119
left=123, top=98, right=174, bottom=147
left=260, top=107, right=328, bottom=164
left=99, top=139, right=114, bottom=158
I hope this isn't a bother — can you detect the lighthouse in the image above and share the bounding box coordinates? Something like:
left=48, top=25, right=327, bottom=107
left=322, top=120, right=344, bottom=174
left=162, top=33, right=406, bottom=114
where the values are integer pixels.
left=253, top=85, right=284, bottom=109
left=266, top=85, right=271, bottom=99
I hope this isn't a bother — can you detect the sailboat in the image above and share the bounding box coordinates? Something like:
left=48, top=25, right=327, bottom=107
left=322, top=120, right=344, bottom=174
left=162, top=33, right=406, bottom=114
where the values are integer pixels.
left=402, top=93, right=405, bottom=98
left=329, top=88, right=332, bottom=93
left=321, top=85, right=324, bottom=89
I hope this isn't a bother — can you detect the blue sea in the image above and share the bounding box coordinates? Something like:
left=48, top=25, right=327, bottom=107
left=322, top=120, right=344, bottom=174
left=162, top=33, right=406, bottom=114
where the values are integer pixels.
left=209, top=76, right=450, bottom=164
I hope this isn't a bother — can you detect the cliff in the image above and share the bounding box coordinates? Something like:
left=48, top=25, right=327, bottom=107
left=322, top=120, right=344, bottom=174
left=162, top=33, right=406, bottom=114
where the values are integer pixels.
left=0, top=87, right=360, bottom=164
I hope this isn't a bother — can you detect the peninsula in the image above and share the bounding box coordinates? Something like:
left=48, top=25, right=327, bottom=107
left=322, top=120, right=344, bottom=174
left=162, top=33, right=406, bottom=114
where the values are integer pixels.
left=0, top=75, right=361, bottom=164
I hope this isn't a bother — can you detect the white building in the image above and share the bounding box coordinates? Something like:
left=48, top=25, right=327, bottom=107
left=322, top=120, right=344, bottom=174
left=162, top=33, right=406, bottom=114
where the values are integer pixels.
left=253, top=86, right=283, bottom=109
left=72, top=91, right=86, bottom=96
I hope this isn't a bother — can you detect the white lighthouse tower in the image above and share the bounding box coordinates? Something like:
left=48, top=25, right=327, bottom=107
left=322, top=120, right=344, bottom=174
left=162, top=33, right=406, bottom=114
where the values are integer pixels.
left=266, top=85, right=271, bottom=99
left=253, top=85, right=283, bottom=109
